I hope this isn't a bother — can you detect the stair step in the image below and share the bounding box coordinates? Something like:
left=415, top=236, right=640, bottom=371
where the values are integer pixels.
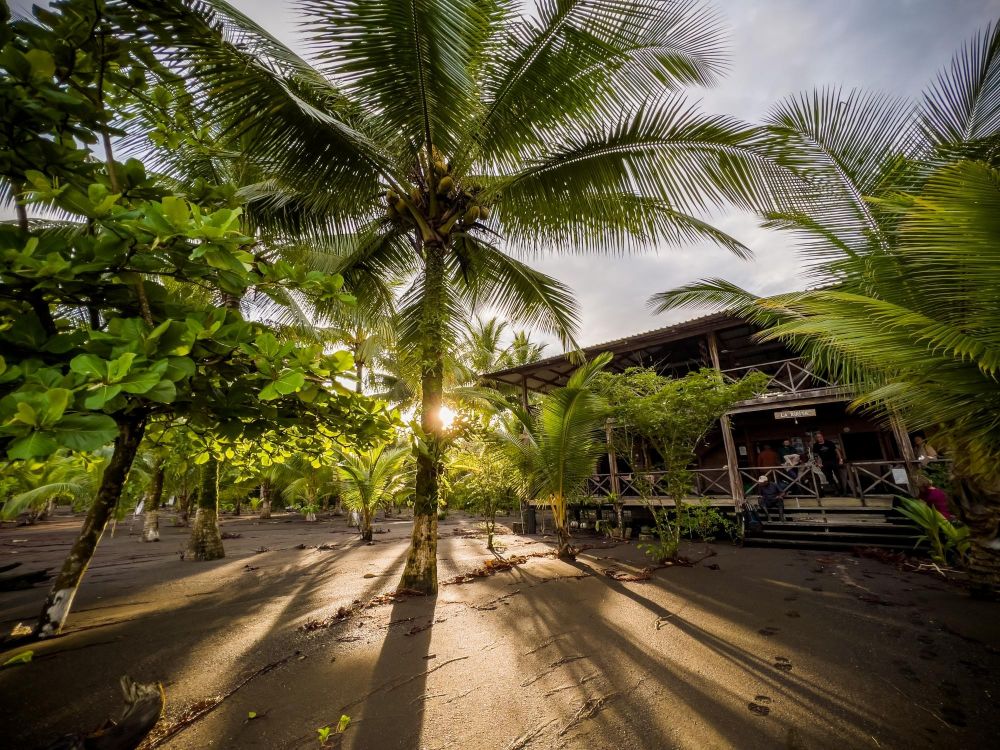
left=744, top=537, right=922, bottom=552
left=759, top=522, right=913, bottom=532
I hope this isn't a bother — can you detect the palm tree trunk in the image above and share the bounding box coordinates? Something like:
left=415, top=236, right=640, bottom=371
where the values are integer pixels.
left=35, top=414, right=146, bottom=638
left=176, top=491, right=190, bottom=526
left=361, top=508, right=373, bottom=542
left=953, top=467, right=1000, bottom=595
left=259, top=480, right=272, bottom=519
left=399, top=242, right=444, bottom=593
left=142, top=460, right=165, bottom=542
left=187, top=458, right=225, bottom=561
left=552, top=496, right=574, bottom=559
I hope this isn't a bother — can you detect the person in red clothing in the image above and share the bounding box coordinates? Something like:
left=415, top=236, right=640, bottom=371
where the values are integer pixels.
left=915, top=476, right=953, bottom=520
left=757, top=444, right=780, bottom=468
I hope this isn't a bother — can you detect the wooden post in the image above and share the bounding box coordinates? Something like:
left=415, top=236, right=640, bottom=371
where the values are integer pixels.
left=707, top=332, right=744, bottom=508
left=605, top=419, right=620, bottom=498
left=889, top=412, right=918, bottom=490
left=520, top=374, right=530, bottom=413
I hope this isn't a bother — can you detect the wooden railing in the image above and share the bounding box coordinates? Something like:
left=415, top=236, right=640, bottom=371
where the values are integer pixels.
left=584, top=468, right=732, bottom=500
left=722, top=357, right=839, bottom=396
left=584, top=459, right=952, bottom=505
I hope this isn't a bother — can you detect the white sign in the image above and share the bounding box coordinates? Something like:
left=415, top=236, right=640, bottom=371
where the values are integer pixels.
left=774, top=409, right=817, bottom=420
left=891, top=468, right=910, bottom=486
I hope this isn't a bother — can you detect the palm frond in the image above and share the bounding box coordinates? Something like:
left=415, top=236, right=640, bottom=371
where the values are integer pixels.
left=921, top=21, right=1000, bottom=159
left=450, top=234, right=579, bottom=349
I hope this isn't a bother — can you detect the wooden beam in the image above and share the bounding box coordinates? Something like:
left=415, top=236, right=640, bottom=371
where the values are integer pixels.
left=605, top=420, right=620, bottom=498
left=708, top=332, right=744, bottom=506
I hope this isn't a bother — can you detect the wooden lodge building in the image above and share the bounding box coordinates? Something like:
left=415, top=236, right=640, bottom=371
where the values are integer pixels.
left=486, top=313, right=929, bottom=548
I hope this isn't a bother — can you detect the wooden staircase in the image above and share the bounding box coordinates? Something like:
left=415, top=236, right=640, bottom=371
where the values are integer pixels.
left=741, top=504, right=923, bottom=552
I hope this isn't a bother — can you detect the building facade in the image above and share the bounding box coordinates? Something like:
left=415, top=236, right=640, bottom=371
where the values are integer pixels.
left=486, top=313, right=920, bottom=509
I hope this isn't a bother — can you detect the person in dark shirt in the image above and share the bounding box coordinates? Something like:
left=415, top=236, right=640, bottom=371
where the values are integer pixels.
left=753, top=475, right=786, bottom=521
left=811, top=431, right=844, bottom=494
left=779, top=439, right=798, bottom=460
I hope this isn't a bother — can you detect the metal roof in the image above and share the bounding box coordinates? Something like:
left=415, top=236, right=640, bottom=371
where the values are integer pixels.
left=484, top=310, right=745, bottom=391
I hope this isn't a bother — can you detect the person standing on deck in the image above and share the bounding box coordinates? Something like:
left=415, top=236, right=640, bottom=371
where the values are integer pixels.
left=811, top=431, right=844, bottom=495
left=779, top=439, right=798, bottom=461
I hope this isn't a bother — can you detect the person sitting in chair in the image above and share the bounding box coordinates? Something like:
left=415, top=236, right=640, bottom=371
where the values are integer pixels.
left=753, top=475, right=786, bottom=522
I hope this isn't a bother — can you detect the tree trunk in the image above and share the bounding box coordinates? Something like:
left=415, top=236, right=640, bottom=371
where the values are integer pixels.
left=35, top=414, right=146, bottom=638
left=37, top=497, right=56, bottom=521
left=555, top=523, right=574, bottom=559
left=399, top=242, right=444, bottom=594
left=187, top=458, right=225, bottom=561
left=550, top=495, right=574, bottom=558
left=361, top=509, right=373, bottom=542
left=175, top=491, right=190, bottom=526
left=233, top=497, right=242, bottom=516
left=952, top=467, right=1000, bottom=596
left=615, top=502, right=625, bottom=539
left=259, top=480, right=271, bottom=519
left=142, top=460, right=165, bottom=542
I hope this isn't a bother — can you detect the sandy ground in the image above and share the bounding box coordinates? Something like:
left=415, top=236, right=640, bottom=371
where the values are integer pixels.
left=0, top=511, right=998, bottom=750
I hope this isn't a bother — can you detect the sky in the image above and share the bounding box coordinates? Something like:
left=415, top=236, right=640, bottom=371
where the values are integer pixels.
left=12, top=0, right=1000, bottom=350
left=220, top=0, right=1000, bottom=350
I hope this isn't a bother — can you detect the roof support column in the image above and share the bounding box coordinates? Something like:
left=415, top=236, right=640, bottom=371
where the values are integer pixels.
left=707, top=332, right=744, bottom=509
left=605, top=419, right=620, bottom=498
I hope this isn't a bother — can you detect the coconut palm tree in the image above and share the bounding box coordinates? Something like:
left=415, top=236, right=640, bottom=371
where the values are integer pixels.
left=337, top=444, right=413, bottom=542
left=1, top=453, right=100, bottom=522
left=129, top=0, right=774, bottom=592
left=280, top=455, right=339, bottom=521
left=651, top=23, right=1000, bottom=588
left=496, top=353, right=611, bottom=558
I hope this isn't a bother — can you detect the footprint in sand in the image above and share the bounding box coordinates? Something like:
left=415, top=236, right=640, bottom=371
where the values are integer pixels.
left=773, top=656, right=793, bottom=672
left=748, top=696, right=771, bottom=716
left=919, top=647, right=938, bottom=661
left=940, top=704, right=967, bottom=727
left=785, top=610, right=801, bottom=618
left=758, top=627, right=780, bottom=636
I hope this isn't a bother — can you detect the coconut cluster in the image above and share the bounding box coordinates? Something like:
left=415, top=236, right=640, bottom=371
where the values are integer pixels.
left=384, top=149, right=489, bottom=229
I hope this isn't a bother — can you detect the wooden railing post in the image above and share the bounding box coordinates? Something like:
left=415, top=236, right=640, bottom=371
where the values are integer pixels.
left=605, top=420, right=620, bottom=498
left=889, top=413, right=918, bottom=492
left=707, top=332, right=744, bottom=509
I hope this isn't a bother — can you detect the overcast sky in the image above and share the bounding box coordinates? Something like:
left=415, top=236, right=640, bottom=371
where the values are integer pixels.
left=14, top=0, right=999, bottom=350
left=219, top=0, right=999, bottom=350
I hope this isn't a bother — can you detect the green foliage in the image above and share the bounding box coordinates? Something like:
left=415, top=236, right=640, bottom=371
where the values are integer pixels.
left=492, top=353, right=612, bottom=552
left=595, top=367, right=765, bottom=557
left=337, top=443, right=412, bottom=538
left=652, top=23, right=1000, bottom=546
left=1, top=650, right=34, bottom=668
left=897, top=496, right=971, bottom=568
left=447, top=437, right=521, bottom=548
left=679, top=498, right=736, bottom=543
left=0, top=1, right=396, bottom=468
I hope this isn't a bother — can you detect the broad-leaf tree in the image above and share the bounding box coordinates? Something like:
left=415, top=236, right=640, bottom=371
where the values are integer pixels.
left=125, top=0, right=775, bottom=592
left=652, top=23, right=1000, bottom=587
left=0, top=2, right=393, bottom=637
left=594, top=367, right=766, bottom=559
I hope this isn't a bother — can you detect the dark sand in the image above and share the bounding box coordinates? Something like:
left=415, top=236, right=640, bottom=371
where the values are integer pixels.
left=1, top=511, right=998, bottom=750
